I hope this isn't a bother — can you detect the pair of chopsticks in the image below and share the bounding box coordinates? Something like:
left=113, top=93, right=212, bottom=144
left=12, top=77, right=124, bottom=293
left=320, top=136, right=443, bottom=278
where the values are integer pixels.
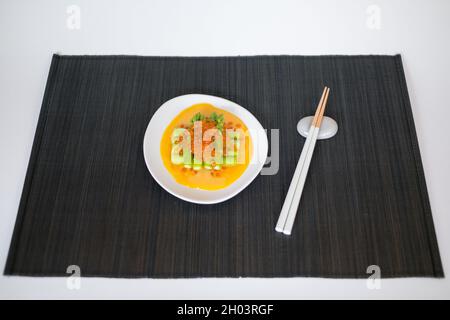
left=276, top=87, right=330, bottom=235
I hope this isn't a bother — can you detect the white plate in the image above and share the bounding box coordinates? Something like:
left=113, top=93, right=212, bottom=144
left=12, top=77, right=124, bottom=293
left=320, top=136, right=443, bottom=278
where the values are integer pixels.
left=143, top=94, right=268, bottom=204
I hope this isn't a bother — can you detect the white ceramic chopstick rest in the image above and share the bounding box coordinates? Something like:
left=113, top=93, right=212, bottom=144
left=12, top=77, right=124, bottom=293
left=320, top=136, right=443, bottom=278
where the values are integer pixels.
left=297, top=116, right=338, bottom=140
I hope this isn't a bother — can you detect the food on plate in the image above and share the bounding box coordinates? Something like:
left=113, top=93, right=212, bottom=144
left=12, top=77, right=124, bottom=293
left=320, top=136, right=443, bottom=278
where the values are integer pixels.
left=160, top=103, right=253, bottom=190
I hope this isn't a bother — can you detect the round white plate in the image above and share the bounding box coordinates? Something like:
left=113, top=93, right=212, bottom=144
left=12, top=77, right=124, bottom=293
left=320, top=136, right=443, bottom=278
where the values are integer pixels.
left=143, top=94, right=268, bottom=204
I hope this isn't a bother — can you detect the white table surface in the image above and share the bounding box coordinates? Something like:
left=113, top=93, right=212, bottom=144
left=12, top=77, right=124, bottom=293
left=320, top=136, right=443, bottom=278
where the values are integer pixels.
left=1, top=0, right=449, bottom=299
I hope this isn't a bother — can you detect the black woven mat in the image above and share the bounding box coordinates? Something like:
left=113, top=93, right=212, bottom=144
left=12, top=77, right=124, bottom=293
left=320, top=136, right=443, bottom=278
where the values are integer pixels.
left=4, top=55, right=443, bottom=278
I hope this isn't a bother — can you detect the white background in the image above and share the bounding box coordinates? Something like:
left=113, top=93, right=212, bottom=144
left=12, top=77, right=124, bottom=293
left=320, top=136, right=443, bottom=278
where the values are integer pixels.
left=1, top=0, right=449, bottom=299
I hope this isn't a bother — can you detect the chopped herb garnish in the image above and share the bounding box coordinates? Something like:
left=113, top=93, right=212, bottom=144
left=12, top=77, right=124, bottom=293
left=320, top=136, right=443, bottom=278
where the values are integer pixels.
left=189, top=112, right=225, bottom=130
left=209, top=112, right=224, bottom=130
left=190, top=112, right=205, bottom=124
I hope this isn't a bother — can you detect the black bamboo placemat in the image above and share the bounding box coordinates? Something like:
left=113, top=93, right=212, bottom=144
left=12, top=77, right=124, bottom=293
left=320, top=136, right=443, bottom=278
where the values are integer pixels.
left=4, top=54, right=443, bottom=278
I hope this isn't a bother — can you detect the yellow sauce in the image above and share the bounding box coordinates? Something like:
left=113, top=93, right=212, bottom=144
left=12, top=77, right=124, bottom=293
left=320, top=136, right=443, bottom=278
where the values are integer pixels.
left=160, top=103, right=252, bottom=190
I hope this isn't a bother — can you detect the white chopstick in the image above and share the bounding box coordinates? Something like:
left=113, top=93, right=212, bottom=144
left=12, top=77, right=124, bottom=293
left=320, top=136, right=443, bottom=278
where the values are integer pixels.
left=275, top=87, right=330, bottom=235
left=275, top=88, right=327, bottom=233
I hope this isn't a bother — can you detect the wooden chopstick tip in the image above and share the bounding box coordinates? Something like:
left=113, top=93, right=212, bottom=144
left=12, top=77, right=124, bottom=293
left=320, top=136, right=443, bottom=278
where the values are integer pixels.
left=312, top=87, right=329, bottom=126
left=315, top=87, right=331, bottom=127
